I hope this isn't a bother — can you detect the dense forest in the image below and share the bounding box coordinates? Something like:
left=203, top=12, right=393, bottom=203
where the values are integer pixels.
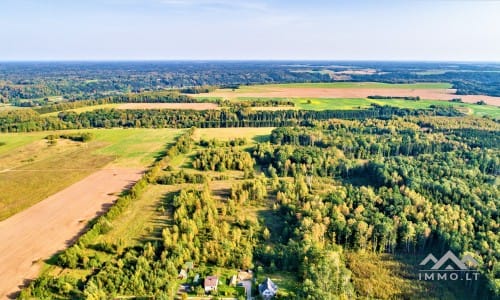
left=0, top=62, right=331, bottom=102
left=0, top=103, right=463, bottom=133
left=18, top=115, right=499, bottom=299
left=1, top=61, right=500, bottom=103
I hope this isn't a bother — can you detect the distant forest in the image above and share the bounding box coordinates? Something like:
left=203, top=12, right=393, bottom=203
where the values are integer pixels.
left=1, top=61, right=500, bottom=104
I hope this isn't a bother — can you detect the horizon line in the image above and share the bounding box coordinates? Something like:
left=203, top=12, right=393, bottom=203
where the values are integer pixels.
left=1, top=59, right=500, bottom=64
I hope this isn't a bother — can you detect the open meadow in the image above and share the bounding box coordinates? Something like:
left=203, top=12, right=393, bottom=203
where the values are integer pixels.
left=0, top=128, right=182, bottom=220
left=192, top=127, right=274, bottom=142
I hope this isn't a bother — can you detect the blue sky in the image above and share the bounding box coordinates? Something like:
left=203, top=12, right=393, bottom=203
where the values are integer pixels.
left=0, top=0, right=499, bottom=61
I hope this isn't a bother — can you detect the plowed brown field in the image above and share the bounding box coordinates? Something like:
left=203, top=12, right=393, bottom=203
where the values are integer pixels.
left=207, top=87, right=500, bottom=106
left=0, top=168, right=143, bottom=299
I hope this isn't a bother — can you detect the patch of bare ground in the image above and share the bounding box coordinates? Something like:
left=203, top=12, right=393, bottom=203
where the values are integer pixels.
left=117, top=103, right=219, bottom=110
left=0, top=168, right=143, bottom=299
left=210, top=88, right=500, bottom=106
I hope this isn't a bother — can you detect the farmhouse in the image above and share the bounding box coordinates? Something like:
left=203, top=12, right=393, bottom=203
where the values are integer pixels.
left=204, top=275, right=219, bottom=293
left=259, top=277, right=278, bottom=299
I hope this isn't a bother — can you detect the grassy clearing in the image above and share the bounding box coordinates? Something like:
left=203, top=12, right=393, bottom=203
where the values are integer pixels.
left=89, top=128, right=182, bottom=167
left=94, top=184, right=179, bottom=248
left=0, top=132, right=48, bottom=155
left=192, top=127, right=274, bottom=142
left=346, top=251, right=425, bottom=299
left=255, top=271, right=299, bottom=298
left=464, top=104, right=500, bottom=118
left=346, top=251, right=477, bottom=300
left=42, top=103, right=119, bottom=116
left=293, top=98, right=371, bottom=110
left=0, top=128, right=183, bottom=168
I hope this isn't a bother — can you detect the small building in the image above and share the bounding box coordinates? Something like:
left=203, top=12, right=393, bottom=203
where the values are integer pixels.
left=204, top=275, right=219, bottom=293
left=178, top=269, right=188, bottom=279
left=259, top=277, right=278, bottom=299
left=229, top=275, right=237, bottom=286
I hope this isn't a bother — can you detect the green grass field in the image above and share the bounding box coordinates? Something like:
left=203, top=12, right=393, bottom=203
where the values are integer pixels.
left=94, top=184, right=178, bottom=247
left=89, top=128, right=182, bottom=167
left=0, top=128, right=183, bottom=167
left=0, top=128, right=182, bottom=220
left=42, top=103, right=119, bottom=116
left=293, top=97, right=370, bottom=110
left=238, top=97, right=499, bottom=118
left=0, top=132, right=47, bottom=155
left=192, top=127, right=274, bottom=142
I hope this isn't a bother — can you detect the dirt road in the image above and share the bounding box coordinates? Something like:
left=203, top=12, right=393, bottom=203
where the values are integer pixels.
left=0, top=168, right=143, bottom=299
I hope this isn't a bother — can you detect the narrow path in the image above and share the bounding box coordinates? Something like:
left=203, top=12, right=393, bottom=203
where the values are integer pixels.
left=0, top=168, right=143, bottom=299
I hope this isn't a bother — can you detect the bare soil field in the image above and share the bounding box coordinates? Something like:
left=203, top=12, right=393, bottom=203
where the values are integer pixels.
left=207, top=87, right=500, bottom=106
left=117, top=103, right=219, bottom=110
left=0, top=168, right=143, bottom=299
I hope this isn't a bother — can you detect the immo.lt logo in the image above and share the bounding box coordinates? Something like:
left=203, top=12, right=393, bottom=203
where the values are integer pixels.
left=418, top=250, right=480, bottom=281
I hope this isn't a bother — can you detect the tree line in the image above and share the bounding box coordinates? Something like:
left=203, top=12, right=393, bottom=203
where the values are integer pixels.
left=0, top=104, right=464, bottom=133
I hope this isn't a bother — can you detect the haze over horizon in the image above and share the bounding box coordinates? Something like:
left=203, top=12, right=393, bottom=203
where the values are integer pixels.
left=1, top=0, right=499, bottom=61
